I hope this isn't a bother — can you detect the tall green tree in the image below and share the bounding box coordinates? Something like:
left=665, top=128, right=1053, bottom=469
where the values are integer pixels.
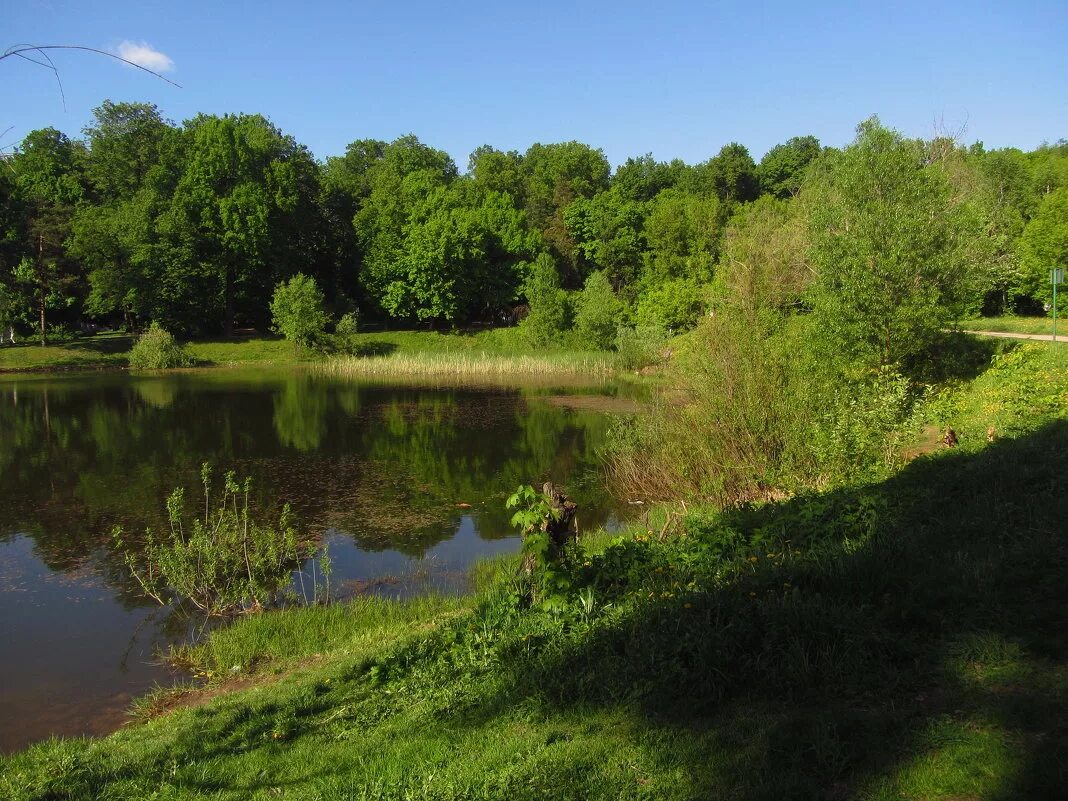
left=1017, top=188, right=1068, bottom=309
left=611, top=154, right=683, bottom=201
left=805, top=119, right=980, bottom=370
left=564, top=187, right=646, bottom=287
left=468, top=145, right=526, bottom=203
left=377, top=182, right=538, bottom=323
left=10, top=128, right=88, bottom=343
left=158, top=114, right=323, bottom=334
left=69, top=102, right=178, bottom=328
left=687, top=143, right=760, bottom=204
left=352, top=135, right=458, bottom=318
left=520, top=142, right=611, bottom=282
left=757, top=135, right=821, bottom=198
left=641, top=188, right=724, bottom=282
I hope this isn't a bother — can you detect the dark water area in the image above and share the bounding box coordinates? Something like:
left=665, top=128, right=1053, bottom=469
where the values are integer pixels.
left=0, top=369, right=636, bottom=752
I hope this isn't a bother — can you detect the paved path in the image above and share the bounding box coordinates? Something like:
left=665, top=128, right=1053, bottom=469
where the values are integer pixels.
left=963, top=330, right=1066, bottom=343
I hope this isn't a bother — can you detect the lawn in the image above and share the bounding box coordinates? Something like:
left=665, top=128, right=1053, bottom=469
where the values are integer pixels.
left=958, top=315, right=1060, bottom=336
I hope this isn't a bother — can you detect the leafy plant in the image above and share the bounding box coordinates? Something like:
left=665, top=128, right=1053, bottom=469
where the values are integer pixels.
left=270, top=274, right=329, bottom=350
left=506, top=484, right=574, bottom=609
left=519, top=253, right=570, bottom=346
left=112, top=463, right=319, bottom=615
left=128, top=322, right=193, bottom=370
left=573, top=270, right=622, bottom=350
left=615, top=322, right=667, bottom=370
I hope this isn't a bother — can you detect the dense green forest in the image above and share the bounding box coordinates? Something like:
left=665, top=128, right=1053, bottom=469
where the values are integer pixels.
left=1, top=102, right=1066, bottom=344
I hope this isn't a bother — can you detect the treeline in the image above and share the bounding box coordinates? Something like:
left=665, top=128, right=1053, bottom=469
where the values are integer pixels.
left=0, top=101, right=1065, bottom=344
left=612, top=119, right=1068, bottom=504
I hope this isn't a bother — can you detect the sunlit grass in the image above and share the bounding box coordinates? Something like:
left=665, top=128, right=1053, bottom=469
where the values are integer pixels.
left=321, top=350, right=618, bottom=378
left=959, top=315, right=1060, bottom=337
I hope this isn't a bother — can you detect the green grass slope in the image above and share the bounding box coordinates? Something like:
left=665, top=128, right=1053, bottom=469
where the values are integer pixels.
left=2, top=346, right=1066, bottom=800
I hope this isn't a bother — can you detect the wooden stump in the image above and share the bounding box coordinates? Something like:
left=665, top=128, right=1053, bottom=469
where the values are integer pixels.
left=520, top=482, right=578, bottom=574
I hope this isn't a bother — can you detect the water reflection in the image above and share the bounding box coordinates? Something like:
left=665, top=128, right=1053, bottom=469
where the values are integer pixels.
left=0, top=369, right=633, bottom=751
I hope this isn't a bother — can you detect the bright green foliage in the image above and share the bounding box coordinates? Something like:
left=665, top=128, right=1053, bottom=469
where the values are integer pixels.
left=112, top=464, right=315, bottom=615
left=519, top=252, right=570, bottom=345
left=573, top=270, right=623, bottom=350
left=506, top=484, right=573, bottom=608
left=380, top=185, right=538, bottom=322
left=9, top=128, right=88, bottom=344
left=160, top=114, right=323, bottom=334
left=688, top=142, right=760, bottom=204
left=520, top=141, right=611, bottom=278
left=1, top=109, right=1065, bottom=345
left=611, top=154, right=684, bottom=201
left=1017, top=188, right=1068, bottom=307
left=633, top=277, right=706, bottom=332
left=333, top=311, right=360, bottom=353
left=565, top=188, right=646, bottom=287
left=614, top=322, right=668, bottom=369
left=270, top=274, right=329, bottom=349
left=351, top=136, right=476, bottom=320
left=127, top=322, right=193, bottom=369
left=641, top=188, right=723, bottom=282
left=757, top=135, right=821, bottom=198
left=467, top=145, right=526, bottom=202
left=806, top=118, right=980, bottom=370
left=69, top=103, right=175, bottom=327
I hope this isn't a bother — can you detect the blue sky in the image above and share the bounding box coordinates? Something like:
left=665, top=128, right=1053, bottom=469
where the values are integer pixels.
left=2, top=0, right=1065, bottom=169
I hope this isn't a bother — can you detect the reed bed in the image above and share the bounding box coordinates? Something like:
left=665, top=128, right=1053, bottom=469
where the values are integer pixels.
left=319, top=350, right=618, bottom=378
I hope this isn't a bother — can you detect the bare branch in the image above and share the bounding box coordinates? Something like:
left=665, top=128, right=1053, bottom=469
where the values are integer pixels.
left=8, top=45, right=67, bottom=110
left=1, top=43, right=182, bottom=89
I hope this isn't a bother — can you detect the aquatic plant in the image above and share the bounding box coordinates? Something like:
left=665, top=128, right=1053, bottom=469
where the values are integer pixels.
left=112, top=463, right=320, bottom=615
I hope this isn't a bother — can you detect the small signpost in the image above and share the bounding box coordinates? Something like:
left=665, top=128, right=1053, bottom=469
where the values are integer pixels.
left=1054, top=268, right=1064, bottom=342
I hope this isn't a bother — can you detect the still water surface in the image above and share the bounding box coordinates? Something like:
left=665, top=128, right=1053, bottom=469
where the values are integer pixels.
left=0, top=369, right=634, bottom=752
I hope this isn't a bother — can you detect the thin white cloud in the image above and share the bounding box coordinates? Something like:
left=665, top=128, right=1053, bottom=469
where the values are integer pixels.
left=115, top=41, right=175, bottom=73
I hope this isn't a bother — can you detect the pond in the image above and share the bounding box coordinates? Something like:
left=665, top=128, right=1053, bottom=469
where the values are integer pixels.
left=0, top=369, right=638, bottom=752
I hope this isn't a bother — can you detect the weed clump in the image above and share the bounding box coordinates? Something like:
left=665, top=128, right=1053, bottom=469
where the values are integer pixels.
left=112, top=463, right=323, bottom=615
left=128, top=323, right=193, bottom=370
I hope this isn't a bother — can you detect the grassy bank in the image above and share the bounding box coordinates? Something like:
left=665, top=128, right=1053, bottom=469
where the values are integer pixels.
left=958, top=315, right=1059, bottom=336
left=320, top=351, right=616, bottom=379
left=3, top=344, right=1066, bottom=800
left=0, top=332, right=298, bottom=372
left=0, top=328, right=619, bottom=375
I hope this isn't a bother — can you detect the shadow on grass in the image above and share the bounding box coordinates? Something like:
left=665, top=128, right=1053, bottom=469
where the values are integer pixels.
left=62, top=335, right=135, bottom=355
left=342, top=340, right=398, bottom=357
left=8, top=423, right=1065, bottom=799
left=477, top=420, right=1068, bottom=798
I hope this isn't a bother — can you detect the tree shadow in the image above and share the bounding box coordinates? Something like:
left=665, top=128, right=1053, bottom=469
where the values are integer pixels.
left=12, top=423, right=1064, bottom=798
left=342, top=340, right=398, bottom=357
left=905, top=330, right=1007, bottom=383
left=473, top=420, right=1068, bottom=797
left=38, top=334, right=135, bottom=354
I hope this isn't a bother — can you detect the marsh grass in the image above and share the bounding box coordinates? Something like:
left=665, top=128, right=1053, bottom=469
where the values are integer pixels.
left=320, top=350, right=617, bottom=378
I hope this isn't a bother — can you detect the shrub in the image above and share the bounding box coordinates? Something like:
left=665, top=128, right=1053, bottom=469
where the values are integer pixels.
left=573, top=270, right=622, bottom=350
left=520, top=253, right=570, bottom=346
left=333, top=311, right=360, bottom=354
left=128, top=322, right=193, bottom=370
left=615, top=322, right=668, bottom=370
left=634, top=278, right=707, bottom=332
left=112, top=464, right=320, bottom=616
left=270, top=274, right=329, bottom=350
